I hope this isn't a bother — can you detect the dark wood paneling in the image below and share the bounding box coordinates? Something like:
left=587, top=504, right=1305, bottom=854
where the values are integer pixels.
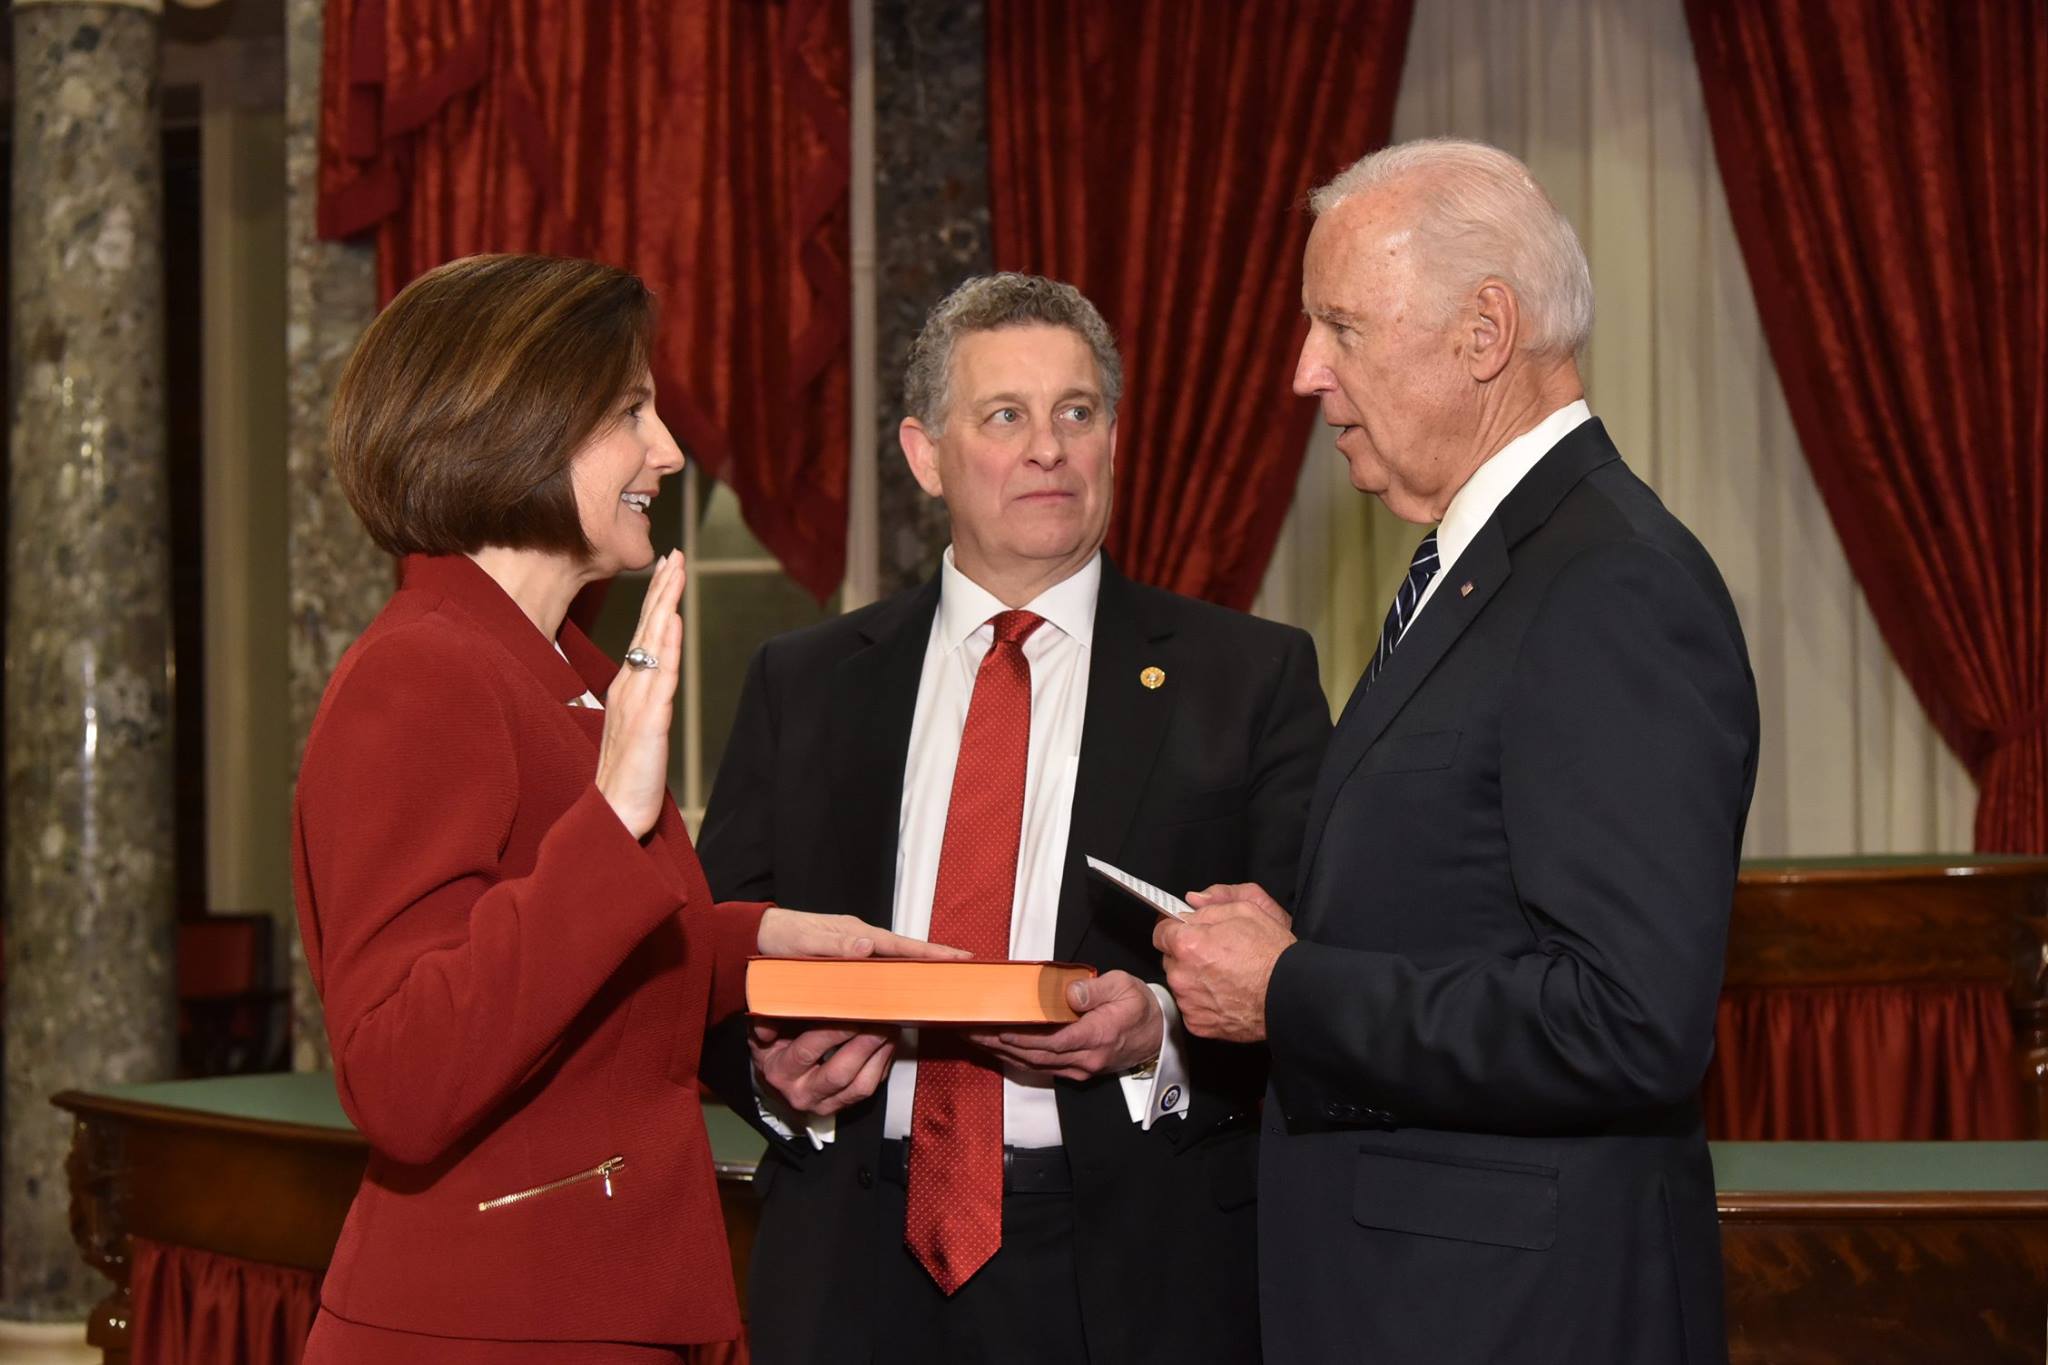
left=1722, top=1209, right=2048, bottom=1364
left=1729, top=859, right=2048, bottom=1135
left=1729, top=861, right=2048, bottom=988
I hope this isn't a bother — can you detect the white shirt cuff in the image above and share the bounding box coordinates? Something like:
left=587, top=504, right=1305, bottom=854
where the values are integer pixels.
left=752, top=1065, right=836, bottom=1149
left=1119, top=984, right=1191, bottom=1130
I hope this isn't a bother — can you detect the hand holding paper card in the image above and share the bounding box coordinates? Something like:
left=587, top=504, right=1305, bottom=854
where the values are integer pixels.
left=1086, top=855, right=1195, bottom=921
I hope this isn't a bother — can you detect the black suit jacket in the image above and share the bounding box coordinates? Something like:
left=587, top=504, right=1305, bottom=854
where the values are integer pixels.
left=1260, top=421, right=1758, bottom=1365
left=698, top=555, right=1329, bottom=1365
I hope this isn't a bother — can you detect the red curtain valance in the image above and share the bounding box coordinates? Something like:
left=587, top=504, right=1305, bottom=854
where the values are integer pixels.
left=986, top=0, right=1416, bottom=608
left=1702, top=983, right=2024, bottom=1140
left=318, top=0, right=852, bottom=602
left=131, top=1237, right=320, bottom=1365
left=129, top=1235, right=749, bottom=1364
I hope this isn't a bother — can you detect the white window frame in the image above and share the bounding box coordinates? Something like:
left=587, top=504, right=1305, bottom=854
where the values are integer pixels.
left=673, top=466, right=795, bottom=828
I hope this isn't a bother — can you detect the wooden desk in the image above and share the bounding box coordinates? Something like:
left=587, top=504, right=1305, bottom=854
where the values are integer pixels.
left=50, top=1074, right=763, bottom=1365
left=55, top=1090, right=2048, bottom=1365
left=1717, top=1142, right=2048, bottom=1363
left=1731, top=855, right=2048, bottom=1135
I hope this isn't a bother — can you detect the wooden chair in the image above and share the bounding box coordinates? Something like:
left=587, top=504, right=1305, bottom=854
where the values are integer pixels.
left=176, top=914, right=289, bottom=1076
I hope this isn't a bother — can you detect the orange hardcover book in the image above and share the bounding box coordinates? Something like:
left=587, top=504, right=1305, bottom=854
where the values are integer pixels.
left=745, top=957, right=1098, bottom=1026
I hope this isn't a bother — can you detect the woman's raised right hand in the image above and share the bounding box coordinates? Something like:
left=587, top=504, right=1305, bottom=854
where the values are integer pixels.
left=595, top=550, right=684, bottom=839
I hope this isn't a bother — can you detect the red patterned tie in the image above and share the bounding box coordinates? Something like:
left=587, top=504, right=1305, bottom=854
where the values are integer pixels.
left=905, top=608, right=1044, bottom=1294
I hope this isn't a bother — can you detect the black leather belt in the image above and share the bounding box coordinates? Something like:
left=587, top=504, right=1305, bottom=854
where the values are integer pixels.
left=877, top=1138, right=1073, bottom=1195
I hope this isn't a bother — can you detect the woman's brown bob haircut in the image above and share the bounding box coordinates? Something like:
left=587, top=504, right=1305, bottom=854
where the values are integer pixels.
left=332, top=253, right=655, bottom=559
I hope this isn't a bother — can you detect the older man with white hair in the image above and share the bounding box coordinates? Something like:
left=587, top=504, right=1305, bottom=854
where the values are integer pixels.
left=1156, top=137, right=1759, bottom=1363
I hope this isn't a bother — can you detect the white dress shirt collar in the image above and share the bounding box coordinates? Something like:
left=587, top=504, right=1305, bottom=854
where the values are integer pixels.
left=1433, top=399, right=1592, bottom=574
left=758, top=541, right=1192, bottom=1149
left=938, top=546, right=1102, bottom=651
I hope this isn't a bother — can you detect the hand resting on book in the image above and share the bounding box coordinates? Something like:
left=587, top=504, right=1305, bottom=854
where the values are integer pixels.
left=754, top=908, right=971, bottom=963
left=961, top=968, right=1164, bottom=1081
left=748, top=914, right=968, bottom=1116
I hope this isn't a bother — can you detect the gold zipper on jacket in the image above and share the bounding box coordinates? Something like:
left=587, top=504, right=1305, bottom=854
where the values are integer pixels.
left=477, top=1156, right=625, bottom=1213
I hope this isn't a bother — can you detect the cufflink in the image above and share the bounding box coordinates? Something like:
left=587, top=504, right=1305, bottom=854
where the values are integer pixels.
left=1160, top=1085, right=1183, bottom=1111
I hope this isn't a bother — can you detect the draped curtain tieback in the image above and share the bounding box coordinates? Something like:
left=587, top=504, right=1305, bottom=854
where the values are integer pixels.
left=1992, top=701, right=2048, bottom=752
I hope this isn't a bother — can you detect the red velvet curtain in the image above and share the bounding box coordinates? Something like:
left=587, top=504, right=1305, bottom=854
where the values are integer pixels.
left=131, top=1239, right=320, bottom=1365
left=128, top=1236, right=747, bottom=1365
left=319, top=0, right=851, bottom=602
left=986, top=0, right=1415, bottom=607
left=1702, top=984, right=2025, bottom=1140
left=1685, top=0, right=2048, bottom=851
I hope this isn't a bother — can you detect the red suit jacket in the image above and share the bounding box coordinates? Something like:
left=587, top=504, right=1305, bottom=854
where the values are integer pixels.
left=293, top=553, right=765, bottom=1346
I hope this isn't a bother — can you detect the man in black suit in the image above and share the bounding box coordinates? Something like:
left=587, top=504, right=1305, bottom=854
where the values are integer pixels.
left=697, top=273, right=1329, bottom=1365
left=1157, top=138, right=1759, bottom=1364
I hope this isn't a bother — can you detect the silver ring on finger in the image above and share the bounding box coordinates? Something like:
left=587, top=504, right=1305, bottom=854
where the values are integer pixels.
left=623, top=646, right=659, bottom=670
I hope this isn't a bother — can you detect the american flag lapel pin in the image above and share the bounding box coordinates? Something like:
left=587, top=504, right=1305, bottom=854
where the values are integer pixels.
left=1459, top=581, right=1475, bottom=597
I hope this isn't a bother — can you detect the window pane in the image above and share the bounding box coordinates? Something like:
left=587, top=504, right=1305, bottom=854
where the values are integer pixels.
left=700, top=574, right=836, bottom=788
left=697, top=480, right=767, bottom=560
left=638, top=474, right=686, bottom=559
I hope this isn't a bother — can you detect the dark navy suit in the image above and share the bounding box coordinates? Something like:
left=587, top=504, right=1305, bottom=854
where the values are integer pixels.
left=1261, top=420, right=1758, bottom=1365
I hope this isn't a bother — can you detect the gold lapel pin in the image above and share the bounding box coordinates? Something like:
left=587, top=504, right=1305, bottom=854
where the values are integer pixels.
left=1140, top=666, right=1165, bottom=690
left=1459, top=581, right=1475, bottom=597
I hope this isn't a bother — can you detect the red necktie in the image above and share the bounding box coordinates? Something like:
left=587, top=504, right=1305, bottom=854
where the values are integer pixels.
left=905, top=608, right=1044, bottom=1294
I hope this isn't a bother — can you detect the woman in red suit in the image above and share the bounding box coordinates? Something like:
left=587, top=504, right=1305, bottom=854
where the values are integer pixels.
left=294, top=255, right=934, bottom=1362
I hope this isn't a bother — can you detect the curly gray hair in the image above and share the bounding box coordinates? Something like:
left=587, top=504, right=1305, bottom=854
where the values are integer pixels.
left=903, top=273, right=1124, bottom=433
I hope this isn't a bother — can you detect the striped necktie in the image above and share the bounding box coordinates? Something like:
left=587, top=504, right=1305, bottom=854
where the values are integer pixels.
left=1368, top=531, right=1440, bottom=686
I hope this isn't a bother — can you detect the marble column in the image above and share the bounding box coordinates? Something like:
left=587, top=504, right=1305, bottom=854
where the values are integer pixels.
left=872, top=0, right=992, bottom=593
left=3, top=0, right=173, bottom=1326
left=282, top=0, right=382, bottom=1072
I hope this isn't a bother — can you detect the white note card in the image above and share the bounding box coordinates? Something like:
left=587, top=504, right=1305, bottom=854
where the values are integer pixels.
left=1085, top=855, right=1196, bottom=921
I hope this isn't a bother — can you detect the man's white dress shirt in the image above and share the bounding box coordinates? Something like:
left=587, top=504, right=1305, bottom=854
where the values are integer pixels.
left=764, top=547, right=1189, bottom=1147
left=1402, top=401, right=1592, bottom=640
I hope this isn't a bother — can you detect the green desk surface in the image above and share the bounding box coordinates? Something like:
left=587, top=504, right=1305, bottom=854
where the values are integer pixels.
left=96, top=1072, right=353, bottom=1131
left=1710, top=1141, right=2048, bottom=1193
left=84, top=1072, right=770, bottom=1172
left=75, top=1075, right=2048, bottom=1193
left=702, top=1104, right=768, bottom=1175
left=1739, top=853, right=2046, bottom=873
